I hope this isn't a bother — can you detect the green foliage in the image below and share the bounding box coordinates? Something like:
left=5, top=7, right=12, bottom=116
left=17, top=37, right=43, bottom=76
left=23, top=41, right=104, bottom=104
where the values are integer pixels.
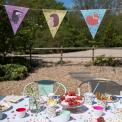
left=93, top=55, right=122, bottom=66
left=0, top=64, right=27, bottom=81
left=4, top=64, right=27, bottom=80
left=73, top=0, right=118, bottom=10
left=0, top=6, right=13, bottom=55
left=0, top=0, right=122, bottom=57
left=0, top=65, right=5, bottom=77
left=0, top=56, right=40, bottom=72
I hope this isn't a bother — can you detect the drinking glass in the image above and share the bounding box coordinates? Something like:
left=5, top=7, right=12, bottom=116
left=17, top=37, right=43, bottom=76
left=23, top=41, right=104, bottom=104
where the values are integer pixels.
left=120, top=98, right=122, bottom=104
left=84, top=92, right=94, bottom=105
left=29, top=96, right=40, bottom=113
left=120, top=91, right=122, bottom=96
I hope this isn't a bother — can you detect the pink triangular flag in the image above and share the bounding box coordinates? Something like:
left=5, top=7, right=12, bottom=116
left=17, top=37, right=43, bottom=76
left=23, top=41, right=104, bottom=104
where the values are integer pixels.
left=5, top=5, right=29, bottom=35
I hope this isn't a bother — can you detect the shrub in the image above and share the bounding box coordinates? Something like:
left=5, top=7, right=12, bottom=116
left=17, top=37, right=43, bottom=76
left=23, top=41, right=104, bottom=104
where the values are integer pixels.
left=0, top=64, right=28, bottom=81
left=0, top=64, right=6, bottom=81
left=93, top=55, right=122, bottom=66
left=0, top=65, right=5, bottom=77
left=0, top=56, right=40, bottom=71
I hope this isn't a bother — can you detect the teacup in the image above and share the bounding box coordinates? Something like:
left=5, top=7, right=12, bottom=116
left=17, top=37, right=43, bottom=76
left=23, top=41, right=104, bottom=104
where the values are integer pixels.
left=16, top=108, right=26, bottom=118
left=46, top=106, right=56, bottom=118
left=60, top=110, right=70, bottom=122
left=48, top=93, right=55, bottom=99
left=93, top=105, right=104, bottom=117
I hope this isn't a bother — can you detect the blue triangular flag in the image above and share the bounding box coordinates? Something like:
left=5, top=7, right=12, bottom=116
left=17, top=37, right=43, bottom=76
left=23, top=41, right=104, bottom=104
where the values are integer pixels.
left=81, top=9, right=106, bottom=39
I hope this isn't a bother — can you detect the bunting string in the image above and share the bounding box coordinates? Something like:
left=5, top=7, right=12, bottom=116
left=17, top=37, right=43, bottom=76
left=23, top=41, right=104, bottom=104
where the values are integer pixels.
left=0, top=4, right=122, bottom=11
left=0, top=3, right=122, bottom=38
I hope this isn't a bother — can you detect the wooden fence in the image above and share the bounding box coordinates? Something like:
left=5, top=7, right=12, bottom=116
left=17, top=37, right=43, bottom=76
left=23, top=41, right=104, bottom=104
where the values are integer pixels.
left=27, top=47, right=122, bottom=64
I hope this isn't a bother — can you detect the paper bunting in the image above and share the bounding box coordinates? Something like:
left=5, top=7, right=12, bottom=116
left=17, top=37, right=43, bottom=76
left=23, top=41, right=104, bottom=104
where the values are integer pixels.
left=5, top=5, right=29, bottom=35
left=81, top=9, right=106, bottom=38
left=43, top=9, right=67, bottom=38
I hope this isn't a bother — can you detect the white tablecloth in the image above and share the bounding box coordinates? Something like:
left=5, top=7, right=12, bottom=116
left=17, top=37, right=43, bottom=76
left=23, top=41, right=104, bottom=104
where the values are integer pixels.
left=0, top=96, right=122, bottom=122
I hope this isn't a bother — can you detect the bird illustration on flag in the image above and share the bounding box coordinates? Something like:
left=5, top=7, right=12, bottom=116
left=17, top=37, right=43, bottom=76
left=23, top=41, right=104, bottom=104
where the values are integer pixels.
left=5, top=5, right=29, bottom=35
left=11, top=10, right=23, bottom=24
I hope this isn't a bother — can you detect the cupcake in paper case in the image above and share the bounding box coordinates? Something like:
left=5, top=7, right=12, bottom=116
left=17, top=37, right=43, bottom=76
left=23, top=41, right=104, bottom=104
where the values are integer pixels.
left=47, top=98, right=57, bottom=106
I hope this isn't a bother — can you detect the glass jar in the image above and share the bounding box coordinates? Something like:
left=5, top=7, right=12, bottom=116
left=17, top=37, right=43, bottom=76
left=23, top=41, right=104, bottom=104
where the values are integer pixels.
left=29, top=96, right=40, bottom=113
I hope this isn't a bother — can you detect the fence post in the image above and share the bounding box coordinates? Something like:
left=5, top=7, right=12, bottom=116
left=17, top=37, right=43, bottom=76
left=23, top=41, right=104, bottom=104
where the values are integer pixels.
left=92, top=47, right=95, bottom=64
left=29, top=48, right=32, bottom=66
left=60, top=47, right=63, bottom=65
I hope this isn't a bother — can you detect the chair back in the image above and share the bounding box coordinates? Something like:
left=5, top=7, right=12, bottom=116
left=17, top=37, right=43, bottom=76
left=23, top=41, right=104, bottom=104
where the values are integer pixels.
left=23, top=80, right=67, bottom=97
left=36, top=80, right=55, bottom=96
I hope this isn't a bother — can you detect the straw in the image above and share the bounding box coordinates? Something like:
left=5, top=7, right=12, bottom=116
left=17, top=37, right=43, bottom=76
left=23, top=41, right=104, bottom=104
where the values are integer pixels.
left=54, top=85, right=60, bottom=94
left=93, top=82, right=100, bottom=94
left=88, top=82, right=91, bottom=93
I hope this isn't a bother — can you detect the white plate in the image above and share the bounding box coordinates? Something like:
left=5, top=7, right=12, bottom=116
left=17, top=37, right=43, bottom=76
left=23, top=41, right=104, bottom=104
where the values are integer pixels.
left=3, top=96, right=24, bottom=103
left=0, top=102, right=12, bottom=111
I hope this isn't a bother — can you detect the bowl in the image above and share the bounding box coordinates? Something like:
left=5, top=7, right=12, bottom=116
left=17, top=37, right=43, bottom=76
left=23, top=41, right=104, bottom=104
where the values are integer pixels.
left=61, top=96, right=84, bottom=109
left=93, top=105, right=104, bottom=117
left=16, top=108, right=26, bottom=118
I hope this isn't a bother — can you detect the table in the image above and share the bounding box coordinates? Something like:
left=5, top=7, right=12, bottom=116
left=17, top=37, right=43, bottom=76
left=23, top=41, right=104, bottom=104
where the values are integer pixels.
left=0, top=96, right=122, bottom=122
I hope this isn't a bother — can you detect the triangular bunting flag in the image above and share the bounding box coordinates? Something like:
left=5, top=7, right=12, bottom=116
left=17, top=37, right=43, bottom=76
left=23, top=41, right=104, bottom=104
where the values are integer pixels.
left=81, top=9, right=106, bottom=39
left=5, top=5, right=29, bottom=35
left=43, top=9, right=67, bottom=38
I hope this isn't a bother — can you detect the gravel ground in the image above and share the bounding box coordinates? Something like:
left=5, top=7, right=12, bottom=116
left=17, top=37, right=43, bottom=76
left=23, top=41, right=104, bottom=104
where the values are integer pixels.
left=0, top=65, right=122, bottom=96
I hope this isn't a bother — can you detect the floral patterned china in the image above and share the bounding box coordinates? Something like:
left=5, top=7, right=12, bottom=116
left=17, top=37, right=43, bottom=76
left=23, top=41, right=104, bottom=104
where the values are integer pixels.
left=0, top=102, right=12, bottom=111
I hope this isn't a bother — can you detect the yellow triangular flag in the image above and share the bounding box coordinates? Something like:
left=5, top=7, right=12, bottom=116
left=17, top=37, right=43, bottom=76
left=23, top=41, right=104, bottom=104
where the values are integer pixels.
left=43, top=9, right=67, bottom=38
